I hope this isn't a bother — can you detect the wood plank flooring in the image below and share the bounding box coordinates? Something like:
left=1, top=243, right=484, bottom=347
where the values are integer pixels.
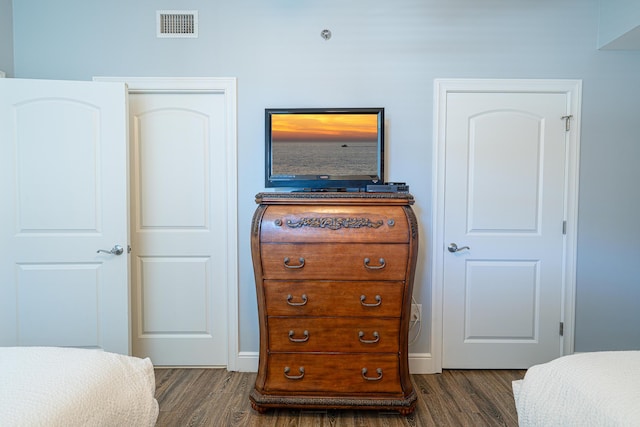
left=154, top=368, right=524, bottom=426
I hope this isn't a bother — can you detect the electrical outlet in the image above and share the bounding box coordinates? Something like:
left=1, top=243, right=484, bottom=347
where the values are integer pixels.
left=410, top=303, right=422, bottom=322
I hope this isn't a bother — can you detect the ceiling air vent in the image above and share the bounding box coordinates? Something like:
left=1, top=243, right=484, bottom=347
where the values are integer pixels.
left=157, top=10, right=198, bottom=38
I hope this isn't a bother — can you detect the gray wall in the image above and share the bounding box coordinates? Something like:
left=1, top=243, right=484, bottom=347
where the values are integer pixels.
left=10, top=0, right=640, bottom=355
left=0, top=0, right=13, bottom=75
left=598, top=0, right=640, bottom=48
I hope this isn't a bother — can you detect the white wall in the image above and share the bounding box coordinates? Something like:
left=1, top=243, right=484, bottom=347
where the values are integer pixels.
left=10, top=0, right=640, bottom=355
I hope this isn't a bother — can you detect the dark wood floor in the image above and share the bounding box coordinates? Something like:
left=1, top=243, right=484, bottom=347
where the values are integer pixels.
left=154, top=368, right=525, bottom=426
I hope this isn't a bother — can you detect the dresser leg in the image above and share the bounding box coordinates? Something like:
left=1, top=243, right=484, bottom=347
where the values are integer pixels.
left=250, top=401, right=268, bottom=414
left=398, top=406, right=416, bottom=416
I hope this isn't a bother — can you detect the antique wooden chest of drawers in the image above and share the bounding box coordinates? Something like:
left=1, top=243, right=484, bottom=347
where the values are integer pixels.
left=249, top=192, right=418, bottom=414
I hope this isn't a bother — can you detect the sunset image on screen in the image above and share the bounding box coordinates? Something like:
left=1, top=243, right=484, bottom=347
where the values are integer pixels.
left=272, top=114, right=378, bottom=143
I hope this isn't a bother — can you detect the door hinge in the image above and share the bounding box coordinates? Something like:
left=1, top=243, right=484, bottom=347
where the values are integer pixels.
left=562, top=220, right=567, bottom=235
left=559, top=322, right=564, bottom=336
left=561, top=115, right=573, bottom=131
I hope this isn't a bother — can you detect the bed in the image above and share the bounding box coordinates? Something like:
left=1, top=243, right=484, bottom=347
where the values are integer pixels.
left=512, top=351, right=640, bottom=426
left=0, top=346, right=159, bottom=426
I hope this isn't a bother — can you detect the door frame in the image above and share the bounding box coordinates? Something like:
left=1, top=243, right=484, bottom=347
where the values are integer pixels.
left=94, top=77, right=239, bottom=370
left=430, top=79, right=581, bottom=373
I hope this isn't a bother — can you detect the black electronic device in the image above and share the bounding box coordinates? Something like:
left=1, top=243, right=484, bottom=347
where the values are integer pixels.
left=366, top=182, right=409, bottom=193
left=265, top=107, right=385, bottom=191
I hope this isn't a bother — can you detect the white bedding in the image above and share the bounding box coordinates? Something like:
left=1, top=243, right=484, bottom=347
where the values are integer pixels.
left=513, top=351, right=640, bottom=427
left=0, top=347, right=159, bottom=427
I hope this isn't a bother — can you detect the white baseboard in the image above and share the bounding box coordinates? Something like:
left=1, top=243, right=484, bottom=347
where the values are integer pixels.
left=233, top=351, right=440, bottom=374
left=234, top=351, right=259, bottom=372
left=409, top=352, right=440, bottom=374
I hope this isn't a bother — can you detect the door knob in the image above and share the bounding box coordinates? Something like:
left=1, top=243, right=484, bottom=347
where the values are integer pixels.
left=447, top=243, right=470, bottom=253
left=97, top=245, right=124, bottom=256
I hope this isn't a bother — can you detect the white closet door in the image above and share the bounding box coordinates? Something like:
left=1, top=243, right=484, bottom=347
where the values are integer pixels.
left=0, top=78, right=129, bottom=353
left=442, top=90, right=570, bottom=369
left=127, top=88, right=229, bottom=366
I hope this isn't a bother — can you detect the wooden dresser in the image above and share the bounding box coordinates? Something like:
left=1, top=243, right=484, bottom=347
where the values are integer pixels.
left=249, top=192, right=418, bottom=414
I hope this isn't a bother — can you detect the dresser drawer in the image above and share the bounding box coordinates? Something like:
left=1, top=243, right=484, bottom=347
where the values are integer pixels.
left=264, top=281, right=403, bottom=317
left=268, top=317, right=400, bottom=353
left=260, top=205, right=409, bottom=244
left=261, top=243, right=408, bottom=280
left=264, top=353, right=402, bottom=394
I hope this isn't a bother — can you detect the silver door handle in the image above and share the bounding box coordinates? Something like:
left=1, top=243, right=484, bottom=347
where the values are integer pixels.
left=97, top=245, right=124, bottom=256
left=447, top=243, right=470, bottom=253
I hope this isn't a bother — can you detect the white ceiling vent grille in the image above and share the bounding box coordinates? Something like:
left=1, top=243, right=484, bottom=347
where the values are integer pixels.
left=157, top=10, right=198, bottom=38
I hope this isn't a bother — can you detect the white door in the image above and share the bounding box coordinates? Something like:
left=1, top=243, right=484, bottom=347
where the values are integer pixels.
left=126, top=87, right=230, bottom=366
left=0, top=78, right=129, bottom=353
left=439, top=84, right=579, bottom=369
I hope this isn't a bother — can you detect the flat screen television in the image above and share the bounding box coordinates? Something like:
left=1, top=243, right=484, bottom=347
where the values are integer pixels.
left=265, top=107, right=385, bottom=190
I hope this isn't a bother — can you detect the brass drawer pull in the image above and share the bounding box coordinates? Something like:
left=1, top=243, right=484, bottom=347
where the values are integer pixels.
left=360, top=294, right=382, bottom=307
left=361, top=367, right=383, bottom=381
left=364, top=257, right=386, bottom=270
left=284, top=366, right=305, bottom=380
left=289, top=329, right=310, bottom=343
left=284, top=257, right=305, bottom=269
left=358, top=331, right=380, bottom=344
left=286, top=294, right=308, bottom=306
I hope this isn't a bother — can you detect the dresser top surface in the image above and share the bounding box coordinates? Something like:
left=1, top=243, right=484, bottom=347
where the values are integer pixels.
left=255, top=192, right=414, bottom=206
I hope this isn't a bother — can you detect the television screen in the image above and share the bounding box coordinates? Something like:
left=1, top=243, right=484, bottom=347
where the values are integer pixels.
left=265, top=108, right=385, bottom=190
